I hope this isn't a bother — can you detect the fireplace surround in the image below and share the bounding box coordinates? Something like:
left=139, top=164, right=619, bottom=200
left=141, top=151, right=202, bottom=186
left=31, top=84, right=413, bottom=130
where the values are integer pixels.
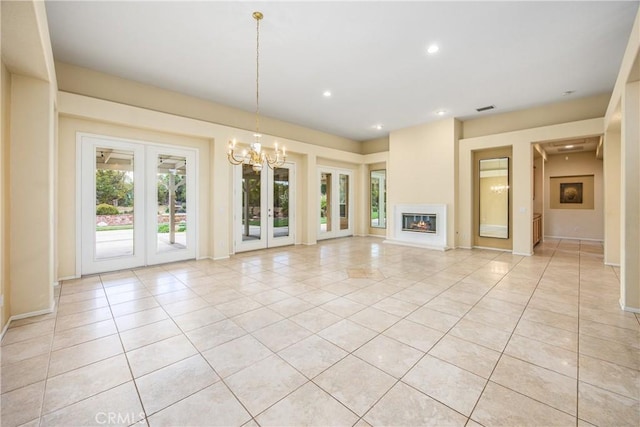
left=385, top=204, right=449, bottom=250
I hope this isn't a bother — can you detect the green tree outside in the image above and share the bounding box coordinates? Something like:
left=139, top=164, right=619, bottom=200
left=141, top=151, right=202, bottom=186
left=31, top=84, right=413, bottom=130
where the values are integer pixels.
left=95, top=169, right=133, bottom=207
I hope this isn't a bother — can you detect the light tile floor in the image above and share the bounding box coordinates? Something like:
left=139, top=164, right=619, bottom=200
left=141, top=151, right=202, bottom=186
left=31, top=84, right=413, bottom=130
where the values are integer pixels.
left=2, top=237, right=639, bottom=427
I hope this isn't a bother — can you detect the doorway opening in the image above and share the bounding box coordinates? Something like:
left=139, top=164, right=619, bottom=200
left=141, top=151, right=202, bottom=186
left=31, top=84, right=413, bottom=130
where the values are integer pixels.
left=79, top=134, right=197, bottom=275
left=234, top=162, right=295, bottom=252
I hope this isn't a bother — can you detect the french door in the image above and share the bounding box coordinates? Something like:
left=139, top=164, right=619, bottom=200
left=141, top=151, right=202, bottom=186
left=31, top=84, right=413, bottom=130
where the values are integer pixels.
left=234, top=162, right=295, bottom=252
left=318, top=167, right=353, bottom=239
left=79, top=135, right=197, bottom=275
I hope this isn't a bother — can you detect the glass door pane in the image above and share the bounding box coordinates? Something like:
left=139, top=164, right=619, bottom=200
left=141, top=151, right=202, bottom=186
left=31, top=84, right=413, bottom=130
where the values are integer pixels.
left=82, top=137, right=145, bottom=275
left=272, top=167, right=290, bottom=239
left=370, top=169, right=386, bottom=228
left=156, top=154, right=187, bottom=252
left=339, top=173, right=349, bottom=230
left=146, top=146, right=197, bottom=266
left=242, top=164, right=262, bottom=242
left=321, top=172, right=332, bottom=233
left=94, top=147, right=135, bottom=259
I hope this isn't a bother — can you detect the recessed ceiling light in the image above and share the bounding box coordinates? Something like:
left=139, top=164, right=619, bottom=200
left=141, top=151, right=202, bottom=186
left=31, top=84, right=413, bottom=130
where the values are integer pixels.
left=435, top=109, right=447, bottom=116
left=323, top=90, right=332, bottom=97
left=374, top=124, right=383, bottom=130
left=427, top=44, right=439, bottom=54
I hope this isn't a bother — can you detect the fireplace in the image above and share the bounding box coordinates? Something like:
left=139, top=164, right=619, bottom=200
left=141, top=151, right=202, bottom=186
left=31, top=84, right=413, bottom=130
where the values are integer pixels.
left=402, top=213, right=436, bottom=233
left=385, top=204, right=449, bottom=251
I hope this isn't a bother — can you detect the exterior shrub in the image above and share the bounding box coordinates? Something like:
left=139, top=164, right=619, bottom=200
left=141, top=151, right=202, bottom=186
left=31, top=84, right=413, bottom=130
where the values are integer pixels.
left=96, top=203, right=119, bottom=215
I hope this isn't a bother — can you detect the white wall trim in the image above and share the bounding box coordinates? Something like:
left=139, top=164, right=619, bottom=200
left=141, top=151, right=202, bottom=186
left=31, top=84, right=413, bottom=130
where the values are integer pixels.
left=0, top=321, right=10, bottom=341
left=619, top=299, right=640, bottom=313
left=472, top=246, right=512, bottom=253
left=604, top=262, right=621, bottom=267
left=9, top=306, right=55, bottom=321
left=544, top=235, right=604, bottom=242
left=513, top=251, right=534, bottom=256
left=383, top=239, right=450, bottom=252
left=1, top=304, right=57, bottom=340
left=58, top=275, right=80, bottom=281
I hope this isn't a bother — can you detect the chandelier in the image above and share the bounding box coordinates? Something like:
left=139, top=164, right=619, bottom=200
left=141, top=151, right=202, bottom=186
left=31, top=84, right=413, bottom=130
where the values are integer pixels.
left=228, top=11, right=286, bottom=172
left=490, top=184, right=509, bottom=194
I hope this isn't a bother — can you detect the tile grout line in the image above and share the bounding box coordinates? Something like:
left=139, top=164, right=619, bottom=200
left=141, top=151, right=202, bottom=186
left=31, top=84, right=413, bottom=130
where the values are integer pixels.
left=464, top=241, right=557, bottom=423
left=8, top=238, right=636, bottom=426
left=351, top=250, right=523, bottom=425
left=36, top=283, right=60, bottom=427
left=100, top=272, right=150, bottom=427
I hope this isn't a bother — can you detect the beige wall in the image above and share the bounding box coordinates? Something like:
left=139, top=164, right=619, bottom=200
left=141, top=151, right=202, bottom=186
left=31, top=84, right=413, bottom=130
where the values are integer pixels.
left=57, top=91, right=370, bottom=271
left=544, top=152, right=603, bottom=240
left=55, top=62, right=364, bottom=153
left=459, top=118, right=604, bottom=255
left=603, top=130, right=621, bottom=265
left=0, top=0, right=59, bottom=327
left=605, top=9, right=640, bottom=312
left=463, top=93, right=610, bottom=139
left=362, top=136, right=389, bottom=155
left=10, top=74, right=56, bottom=316
left=620, top=81, right=640, bottom=311
left=1, top=0, right=636, bottom=327
left=388, top=118, right=460, bottom=248
left=1, top=60, right=11, bottom=329
left=57, top=116, right=212, bottom=278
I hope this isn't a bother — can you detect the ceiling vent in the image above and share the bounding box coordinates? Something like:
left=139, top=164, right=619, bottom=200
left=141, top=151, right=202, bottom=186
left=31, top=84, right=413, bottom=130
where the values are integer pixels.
left=476, top=105, right=495, bottom=112
left=558, top=146, right=584, bottom=152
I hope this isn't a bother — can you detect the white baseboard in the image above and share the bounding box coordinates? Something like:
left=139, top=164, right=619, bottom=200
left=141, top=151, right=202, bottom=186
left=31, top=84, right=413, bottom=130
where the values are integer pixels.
left=0, top=320, right=10, bottom=340
left=619, top=300, right=640, bottom=314
left=212, top=255, right=230, bottom=261
left=513, top=251, right=534, bottom=256
left=604, top=262, right=621, bottom=267
left=383, top=239, right=450, bottom=252
left=2, top=303, right=56, bottom=340
left=473, top=245, right=513, bottom=253
left=57, top=275, right=80, bottom=282
left=544, top=235, right=604, bottom=242
left=10, top=305, right=55, bottom=321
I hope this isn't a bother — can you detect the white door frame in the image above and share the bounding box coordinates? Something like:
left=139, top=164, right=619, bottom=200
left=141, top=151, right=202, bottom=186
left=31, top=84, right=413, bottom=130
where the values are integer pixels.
left=77, top=133, right=198, bottom=276
left=234, top=162, right=296, bottom=253
left=318, top=167, right=354, bottom=240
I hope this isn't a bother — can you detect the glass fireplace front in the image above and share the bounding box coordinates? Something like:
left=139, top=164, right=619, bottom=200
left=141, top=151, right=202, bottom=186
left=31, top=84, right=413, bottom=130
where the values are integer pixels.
left=402, top=213, right=436, bottom=233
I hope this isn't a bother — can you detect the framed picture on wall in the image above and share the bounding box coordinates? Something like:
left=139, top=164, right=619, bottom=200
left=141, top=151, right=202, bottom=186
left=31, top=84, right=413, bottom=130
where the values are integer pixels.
left=560, top=182, right=583, bottom=204
left=549, top=175, right=594, bottom=210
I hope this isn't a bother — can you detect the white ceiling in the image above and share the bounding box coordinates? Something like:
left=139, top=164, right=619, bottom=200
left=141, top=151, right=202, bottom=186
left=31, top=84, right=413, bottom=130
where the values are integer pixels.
left=44, top=1, right=639, bottom=141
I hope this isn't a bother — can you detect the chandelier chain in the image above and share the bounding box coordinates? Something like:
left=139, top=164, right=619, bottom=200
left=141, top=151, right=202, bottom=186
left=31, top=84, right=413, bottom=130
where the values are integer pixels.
left=255, top=13, right=260, bottom=135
